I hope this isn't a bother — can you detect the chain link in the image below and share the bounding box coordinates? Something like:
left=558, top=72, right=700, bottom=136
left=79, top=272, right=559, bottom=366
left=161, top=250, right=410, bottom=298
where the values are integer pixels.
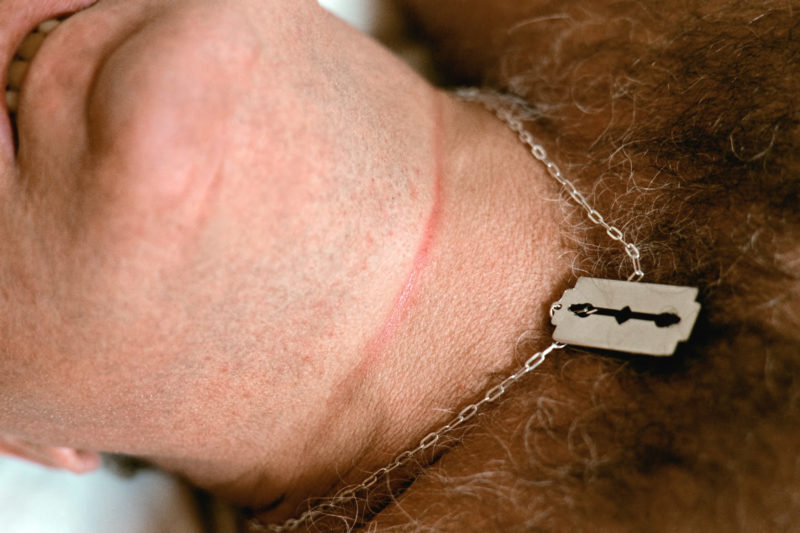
left=253, top=87, right=645, bottom=532
left=251, top=342, right=563, bottom=532
left=455, top=87, right=645, bottom=282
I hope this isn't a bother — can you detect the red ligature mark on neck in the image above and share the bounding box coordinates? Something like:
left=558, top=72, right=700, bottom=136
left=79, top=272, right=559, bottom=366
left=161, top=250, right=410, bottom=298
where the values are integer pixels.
left=364, top=94, right=445, bottom=363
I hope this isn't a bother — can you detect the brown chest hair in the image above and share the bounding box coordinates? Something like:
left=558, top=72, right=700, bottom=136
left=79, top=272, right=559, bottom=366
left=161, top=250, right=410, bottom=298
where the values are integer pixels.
left=362, top=1, right=800, bottom=531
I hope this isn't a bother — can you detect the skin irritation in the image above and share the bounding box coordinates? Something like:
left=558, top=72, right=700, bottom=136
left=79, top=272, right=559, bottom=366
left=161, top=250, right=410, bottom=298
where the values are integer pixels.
left=364, top=94, right=445, bottom=364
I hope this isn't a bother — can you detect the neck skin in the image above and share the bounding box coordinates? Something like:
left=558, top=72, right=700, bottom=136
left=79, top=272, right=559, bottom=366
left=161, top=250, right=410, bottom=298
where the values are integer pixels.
left=0, top=0, right=570, bottom=515
left=202, top=91, right=572, bottom=520
left=62, top=0, right=571, bottom=519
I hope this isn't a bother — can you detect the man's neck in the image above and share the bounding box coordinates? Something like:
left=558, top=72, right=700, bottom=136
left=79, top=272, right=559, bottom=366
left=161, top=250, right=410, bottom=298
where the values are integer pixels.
left=147, top=87, right=573, bottom=523
left=246, top=92, right=573, bottom=521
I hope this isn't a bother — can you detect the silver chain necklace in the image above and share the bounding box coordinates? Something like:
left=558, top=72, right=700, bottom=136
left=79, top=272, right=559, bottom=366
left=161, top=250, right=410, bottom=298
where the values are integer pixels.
left=253, top=88, right=698, bottom=532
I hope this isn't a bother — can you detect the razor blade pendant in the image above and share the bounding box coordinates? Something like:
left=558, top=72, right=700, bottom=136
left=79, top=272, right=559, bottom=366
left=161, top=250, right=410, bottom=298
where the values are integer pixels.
left=551, top=277, right=701, bottom=356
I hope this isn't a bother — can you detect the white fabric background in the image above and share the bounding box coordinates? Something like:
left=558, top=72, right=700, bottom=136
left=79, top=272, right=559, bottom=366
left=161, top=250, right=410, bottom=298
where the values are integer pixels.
left=0, top=458, right=212, bottom=533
